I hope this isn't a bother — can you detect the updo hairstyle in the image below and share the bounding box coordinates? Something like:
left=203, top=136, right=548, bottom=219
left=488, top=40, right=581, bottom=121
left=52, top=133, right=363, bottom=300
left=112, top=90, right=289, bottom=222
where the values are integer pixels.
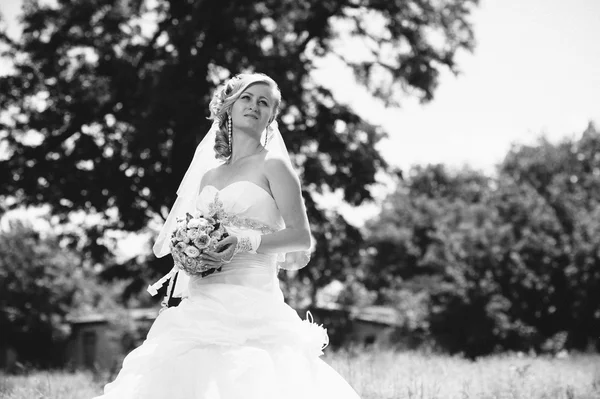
left=208, top=73, right=282, bottom=160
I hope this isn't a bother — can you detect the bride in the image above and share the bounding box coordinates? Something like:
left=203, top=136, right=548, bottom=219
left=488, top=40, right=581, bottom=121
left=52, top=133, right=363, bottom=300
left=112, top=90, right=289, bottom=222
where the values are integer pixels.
left=93, top=73, right=361, bottom=399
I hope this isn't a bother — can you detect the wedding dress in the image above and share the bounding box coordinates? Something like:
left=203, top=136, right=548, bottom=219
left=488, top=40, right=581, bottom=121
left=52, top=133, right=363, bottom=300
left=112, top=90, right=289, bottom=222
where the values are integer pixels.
left=94, top=181, right=360, bottom=399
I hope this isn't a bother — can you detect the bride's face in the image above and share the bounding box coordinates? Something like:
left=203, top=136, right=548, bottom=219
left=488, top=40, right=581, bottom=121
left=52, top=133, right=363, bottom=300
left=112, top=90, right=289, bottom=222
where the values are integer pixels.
left=230, top=83, right=275, bottom=136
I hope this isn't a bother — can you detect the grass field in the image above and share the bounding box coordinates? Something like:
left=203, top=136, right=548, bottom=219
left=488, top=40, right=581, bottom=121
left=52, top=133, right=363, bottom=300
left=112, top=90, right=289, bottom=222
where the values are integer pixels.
left=0, top=350, right=598, bottom=399
left=327, top=350, right=600, bottom=399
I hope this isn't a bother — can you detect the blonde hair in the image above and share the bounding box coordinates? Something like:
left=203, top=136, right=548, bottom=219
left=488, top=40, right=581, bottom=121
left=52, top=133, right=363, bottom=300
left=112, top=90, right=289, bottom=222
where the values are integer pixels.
left=208, top=73, right=282, bottom=160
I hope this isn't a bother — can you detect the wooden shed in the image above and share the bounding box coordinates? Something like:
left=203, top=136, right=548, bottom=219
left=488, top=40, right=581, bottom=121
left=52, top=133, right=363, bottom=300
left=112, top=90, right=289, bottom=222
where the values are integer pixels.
left=65, top=308, right=158, bottom=370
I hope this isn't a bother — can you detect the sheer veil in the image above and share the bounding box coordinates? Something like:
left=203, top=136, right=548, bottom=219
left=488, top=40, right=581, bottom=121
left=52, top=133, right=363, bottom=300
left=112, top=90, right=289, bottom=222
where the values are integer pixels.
left=148, top=120, right=311, bottom=299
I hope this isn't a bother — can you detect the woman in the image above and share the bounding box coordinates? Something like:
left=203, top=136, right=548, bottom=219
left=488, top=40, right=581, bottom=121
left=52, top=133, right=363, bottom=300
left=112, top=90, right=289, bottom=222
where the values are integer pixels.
left=93, top=73, right=360, bottom=399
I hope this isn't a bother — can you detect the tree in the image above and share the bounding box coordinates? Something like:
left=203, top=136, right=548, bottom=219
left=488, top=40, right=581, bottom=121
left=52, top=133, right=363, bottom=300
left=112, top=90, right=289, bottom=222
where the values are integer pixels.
left=362, top=125, right=600, bottom=356
left=0, top=218, right=122, bottom=368
left=496, top=123, right=600, bottom=351
left=0, top=0, right=479, bottom=299
left=360, top=164, right=493, bottom=353
left=361, top=164, right=491, bottom=297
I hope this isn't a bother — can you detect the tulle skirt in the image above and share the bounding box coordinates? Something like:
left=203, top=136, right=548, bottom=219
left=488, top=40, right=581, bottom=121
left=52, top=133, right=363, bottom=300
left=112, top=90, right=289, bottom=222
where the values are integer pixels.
left=93, top=282, right=360, bottom=399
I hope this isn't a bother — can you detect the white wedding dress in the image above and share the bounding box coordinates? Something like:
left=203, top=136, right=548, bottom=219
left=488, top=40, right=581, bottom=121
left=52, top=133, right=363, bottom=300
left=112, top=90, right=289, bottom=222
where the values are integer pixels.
left=94, top=181, right=360, bottom=399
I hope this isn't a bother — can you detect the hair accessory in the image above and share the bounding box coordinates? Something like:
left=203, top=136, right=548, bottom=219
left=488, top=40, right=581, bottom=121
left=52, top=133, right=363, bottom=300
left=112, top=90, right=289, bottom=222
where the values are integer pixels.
left=153, top=74, right=308, bottom=302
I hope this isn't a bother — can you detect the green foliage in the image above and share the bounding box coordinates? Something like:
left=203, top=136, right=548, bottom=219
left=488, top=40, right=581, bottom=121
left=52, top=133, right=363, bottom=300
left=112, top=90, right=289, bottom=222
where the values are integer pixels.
left=362, top=165, right=491, bottom=296
left=0, top=219, right=122, bottom=368
left=495, top=123, right=600, bottom=351
left=362, top=124, right=600, bottom=357
left=0, top=219, right=77, bottom=367
left=0, top=0, right=478, bottom=298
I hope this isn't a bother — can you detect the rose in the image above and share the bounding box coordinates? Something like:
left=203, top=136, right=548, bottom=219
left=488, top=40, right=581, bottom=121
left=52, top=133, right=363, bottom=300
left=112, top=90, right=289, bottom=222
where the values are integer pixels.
left=187, top=218, right=202, bottom=229
left=185, top=256, right=195, bottom=267
left=172, top=251, right=183, bottom=265
left=193, top=232, right=211, bottom=250
left=182, top=229, right=193, bottom=243
left=177, top=229, right=192, bottom=243
left=187, top=229, right=200, bottom=240
left=176, top=229, right=185, bottom=240
left=184, top=245, right=201, bottom=258
left=175, top=242, right=186, bottom=251
left=210, top=228, right=223, bottom=241
left=176, top=218, right=187, bottom=229
left=201, top=219, right=214, bottom=230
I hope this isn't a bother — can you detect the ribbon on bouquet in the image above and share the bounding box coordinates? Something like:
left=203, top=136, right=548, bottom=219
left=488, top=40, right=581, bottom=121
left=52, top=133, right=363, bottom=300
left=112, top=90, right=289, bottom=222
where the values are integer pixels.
left=147, top=265, right=178, bottom=296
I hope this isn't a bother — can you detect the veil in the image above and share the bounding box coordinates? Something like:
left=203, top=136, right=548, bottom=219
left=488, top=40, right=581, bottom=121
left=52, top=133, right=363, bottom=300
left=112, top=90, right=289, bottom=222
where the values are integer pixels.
left=148, top=120, right=311, bottom=299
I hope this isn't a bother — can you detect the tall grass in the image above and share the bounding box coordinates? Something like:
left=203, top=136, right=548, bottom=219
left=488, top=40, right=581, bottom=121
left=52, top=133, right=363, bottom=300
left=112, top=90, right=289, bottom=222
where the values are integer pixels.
left=1, top=350, right=598, bottom=399
left=0, top=371, right=101, bottom=399
left=327, top=349, right=600, bottom=399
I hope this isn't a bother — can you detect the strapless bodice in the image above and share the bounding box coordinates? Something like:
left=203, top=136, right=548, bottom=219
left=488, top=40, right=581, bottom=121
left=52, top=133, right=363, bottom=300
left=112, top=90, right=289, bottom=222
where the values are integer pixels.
left=196, top=181, right=285, bottom=231
left=188, top=181, right=286, bottom=297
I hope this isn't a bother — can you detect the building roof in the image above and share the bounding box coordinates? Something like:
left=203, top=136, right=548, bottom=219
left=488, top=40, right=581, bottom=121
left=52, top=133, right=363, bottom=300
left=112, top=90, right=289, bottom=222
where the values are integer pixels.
left=69, top=304, right=404, bottom=328
left=349, top=306, right=403, bottom=327
left=67, top=308, right=158, bottom=325
left=309, top=303, right=404, bottom=327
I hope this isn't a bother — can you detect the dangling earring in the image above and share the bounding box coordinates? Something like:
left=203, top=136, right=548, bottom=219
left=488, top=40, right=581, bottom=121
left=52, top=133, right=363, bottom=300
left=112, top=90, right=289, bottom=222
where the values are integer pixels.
left=265, top=124, right=270, bottom=147
left=227, top=113, right=233, bottom=154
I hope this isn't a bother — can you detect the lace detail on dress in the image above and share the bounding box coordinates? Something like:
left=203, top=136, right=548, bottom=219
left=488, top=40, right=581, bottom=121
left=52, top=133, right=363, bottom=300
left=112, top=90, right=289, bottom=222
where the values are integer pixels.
left=235, top=236, right=254, bottom=253
left=208, top=193, right=277, bottom=234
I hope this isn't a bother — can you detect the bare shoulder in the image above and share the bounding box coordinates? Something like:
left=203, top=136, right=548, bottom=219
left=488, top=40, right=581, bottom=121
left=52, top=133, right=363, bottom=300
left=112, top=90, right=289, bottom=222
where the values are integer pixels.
left=200, top=166, right=219, bottom=188
left=262, top=150, right=309, bottom=234
left=264, top=151, right=299, bottom=184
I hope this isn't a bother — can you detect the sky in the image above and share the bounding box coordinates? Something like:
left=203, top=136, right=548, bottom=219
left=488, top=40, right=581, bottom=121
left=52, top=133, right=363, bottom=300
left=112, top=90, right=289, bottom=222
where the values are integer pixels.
left=313, top=0, right=600, bottom=177
left=1, top=0, right=600, bottom=226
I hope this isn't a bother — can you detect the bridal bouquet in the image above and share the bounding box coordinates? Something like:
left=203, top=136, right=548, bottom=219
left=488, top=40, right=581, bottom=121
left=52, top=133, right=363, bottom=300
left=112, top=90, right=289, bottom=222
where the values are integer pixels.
left=169, top=211, right=229, bottom=277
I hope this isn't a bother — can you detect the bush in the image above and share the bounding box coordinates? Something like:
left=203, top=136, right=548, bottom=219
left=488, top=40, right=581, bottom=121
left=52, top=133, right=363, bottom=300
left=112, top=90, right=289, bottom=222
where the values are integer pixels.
left=0, top=218, right=121, bottom=368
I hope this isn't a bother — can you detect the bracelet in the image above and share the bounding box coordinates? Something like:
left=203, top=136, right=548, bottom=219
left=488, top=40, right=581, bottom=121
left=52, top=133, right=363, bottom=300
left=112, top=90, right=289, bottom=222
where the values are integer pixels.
left=234, top=234, right=261, bottom=256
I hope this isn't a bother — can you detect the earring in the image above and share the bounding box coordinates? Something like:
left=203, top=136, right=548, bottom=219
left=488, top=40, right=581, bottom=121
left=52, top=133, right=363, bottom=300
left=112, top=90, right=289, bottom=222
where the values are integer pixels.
left=227, top=114, right=232, bottom=154
left=265, top=124, right=270, bottom=147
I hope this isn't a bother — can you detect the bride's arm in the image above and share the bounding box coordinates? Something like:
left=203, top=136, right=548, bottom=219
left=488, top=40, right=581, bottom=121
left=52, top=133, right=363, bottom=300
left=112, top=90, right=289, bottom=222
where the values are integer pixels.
left=201, top=157, right=310, bottom=266
left=256, top=156, right=312, bottom=254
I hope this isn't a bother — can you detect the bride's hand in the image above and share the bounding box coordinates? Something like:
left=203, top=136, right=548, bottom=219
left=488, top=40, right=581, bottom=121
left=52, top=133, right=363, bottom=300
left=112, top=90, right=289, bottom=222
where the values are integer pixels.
left=201, top=236, right=238, bottom=267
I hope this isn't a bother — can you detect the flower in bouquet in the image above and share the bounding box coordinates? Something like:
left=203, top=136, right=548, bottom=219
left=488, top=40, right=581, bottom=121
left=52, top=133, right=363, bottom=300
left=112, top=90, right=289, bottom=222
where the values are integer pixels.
left=204, top=216, right=216, bottom=226
left=209, top=226, right=225, bottom=241
left=176, top=218, right=187, bottom=230
left=176, top=229, right=187, bottom=242
left=193, top=232, right=211, bottom=250
left=187, top=229, right=201, bottom=241
left=187, top=218, right=203, bottom=229
left=183, top=245, right=201, bottom=258
left=169, top=212, right=228, bottom=277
